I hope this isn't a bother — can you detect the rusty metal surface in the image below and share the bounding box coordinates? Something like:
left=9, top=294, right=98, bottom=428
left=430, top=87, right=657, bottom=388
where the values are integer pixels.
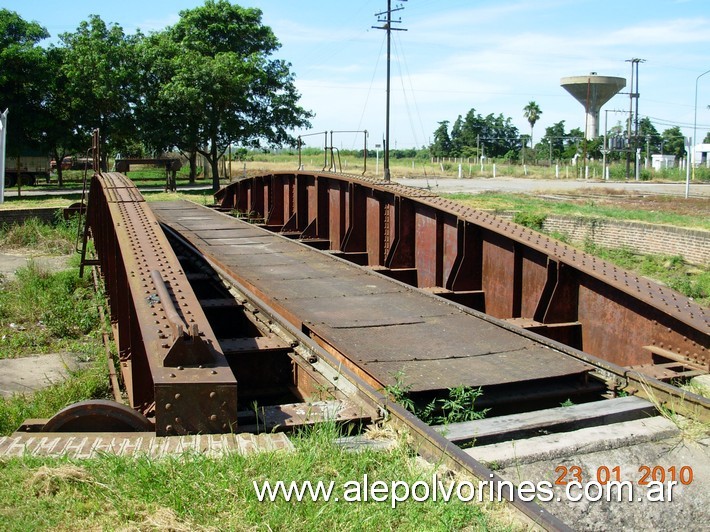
left=153, top=200, right=592, bottom=393
left=214, top=172, right=708, bottom=375
left=86, top=175, right=238, bottom=435
left=41, top=400, right=153, bottom=432
left=258, top=399, right=370, bottom=430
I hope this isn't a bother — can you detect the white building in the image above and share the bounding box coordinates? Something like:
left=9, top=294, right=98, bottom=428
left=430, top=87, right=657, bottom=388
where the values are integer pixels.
left=692, top=143, right=710, bottom=167
left=651, top=154, right=675, bottom=171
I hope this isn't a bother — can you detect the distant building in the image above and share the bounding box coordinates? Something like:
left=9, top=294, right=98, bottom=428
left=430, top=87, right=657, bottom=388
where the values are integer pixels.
left=692, top=143, right=710, bottom=167
left=651, top=154, right=676, bottom=171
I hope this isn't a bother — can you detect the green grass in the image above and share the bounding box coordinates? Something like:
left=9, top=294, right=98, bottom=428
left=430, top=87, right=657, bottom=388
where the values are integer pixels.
left=0, top=423, right=507, bottom=531
left=0, top=216, right=103, bottom=358
left=443, top=191, right=710, bottom=231
left=0, top=216, right=107, bottom=434
left=0, top=358, right=109, bottom=436
left=0, top=259, right=101, bottom=359
left=0, top=215, right=80, bottom=254
left=581, top=243, right=710, bottom=306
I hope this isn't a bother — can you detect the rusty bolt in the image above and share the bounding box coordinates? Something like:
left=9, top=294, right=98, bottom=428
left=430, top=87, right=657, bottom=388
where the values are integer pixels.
left=174, top=393, right=181, bottom=400
left=210, top=391, right=217, bottom=399
left=165, top=403, right=172, bottom=410
left=165, top=425, right=173, bottom=432
left=210, top=415, right=218, bottom=422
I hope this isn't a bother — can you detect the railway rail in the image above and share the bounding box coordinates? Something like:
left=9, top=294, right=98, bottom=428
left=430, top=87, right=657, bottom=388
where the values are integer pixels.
left=2, top=163, right=708, bottom=530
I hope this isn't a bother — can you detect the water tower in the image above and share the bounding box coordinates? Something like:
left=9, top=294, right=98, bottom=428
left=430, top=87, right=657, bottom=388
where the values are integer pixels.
left=560, top=73, right=626, bottom=140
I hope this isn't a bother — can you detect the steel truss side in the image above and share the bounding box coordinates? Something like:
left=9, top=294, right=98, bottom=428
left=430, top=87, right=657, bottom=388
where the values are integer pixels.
left=216, top=171, right=708, bottom=377
left=86, top=172, right=238, bottom=435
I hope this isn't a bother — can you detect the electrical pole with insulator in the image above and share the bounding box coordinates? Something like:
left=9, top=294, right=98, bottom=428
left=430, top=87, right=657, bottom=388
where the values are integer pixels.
left=373, top=1, right=407, bottom=182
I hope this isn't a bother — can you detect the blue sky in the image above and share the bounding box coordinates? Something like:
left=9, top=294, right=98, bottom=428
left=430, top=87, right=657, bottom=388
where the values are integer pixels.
left=4, top=0, right=710, bottom=149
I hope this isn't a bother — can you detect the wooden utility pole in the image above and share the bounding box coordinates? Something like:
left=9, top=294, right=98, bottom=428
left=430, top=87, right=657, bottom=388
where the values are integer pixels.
left=373, top=1, right=407, bottom=182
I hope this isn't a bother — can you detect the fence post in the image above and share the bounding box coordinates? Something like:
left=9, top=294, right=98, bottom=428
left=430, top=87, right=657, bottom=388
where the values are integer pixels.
left=0, top=109, right=7, bottom=204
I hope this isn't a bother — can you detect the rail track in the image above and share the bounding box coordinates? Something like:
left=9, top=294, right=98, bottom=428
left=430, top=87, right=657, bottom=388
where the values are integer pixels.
left=2, top=161, right=708, bottom=530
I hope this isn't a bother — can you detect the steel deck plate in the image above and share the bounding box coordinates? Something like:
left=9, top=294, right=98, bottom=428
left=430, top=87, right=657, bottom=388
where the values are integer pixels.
left=152, top=201, right=593, bottom=392
left=306, top=312, right=536, bottom=362
left=265, top=274, right=404, bottom=302
left=366, top=347, right=588, bottom=391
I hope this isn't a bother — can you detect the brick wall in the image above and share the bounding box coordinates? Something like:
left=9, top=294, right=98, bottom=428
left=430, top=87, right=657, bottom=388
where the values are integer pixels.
left=0, top=208, right=59, bottom=226
left=493, top=211, right=709, bottom=266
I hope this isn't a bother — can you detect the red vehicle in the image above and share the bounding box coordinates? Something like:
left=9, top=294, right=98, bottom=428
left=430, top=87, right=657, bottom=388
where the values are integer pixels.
left=50, top=156, right=73, bottom=171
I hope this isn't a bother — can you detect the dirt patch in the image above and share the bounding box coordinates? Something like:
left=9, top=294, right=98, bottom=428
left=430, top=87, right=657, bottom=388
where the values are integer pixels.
left=0, top=353, right=87, bottom=396
left=0, top=250, right=73, bottom=281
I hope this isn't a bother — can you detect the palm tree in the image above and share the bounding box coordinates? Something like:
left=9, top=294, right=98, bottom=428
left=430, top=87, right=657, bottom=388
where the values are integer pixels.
left=523, top=101, right=542, bottom=148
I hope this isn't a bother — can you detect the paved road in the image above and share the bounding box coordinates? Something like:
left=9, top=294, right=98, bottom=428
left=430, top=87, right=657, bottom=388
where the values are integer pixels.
left=392, top=176, right=710, bottom=198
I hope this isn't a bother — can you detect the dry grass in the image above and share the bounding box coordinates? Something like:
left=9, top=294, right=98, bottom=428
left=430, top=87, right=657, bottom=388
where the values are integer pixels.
left=637, top=379, right=710, bottom=442
left=130, top=507, right=202, bottom=532
left=29, top=464, right=97, bottom=496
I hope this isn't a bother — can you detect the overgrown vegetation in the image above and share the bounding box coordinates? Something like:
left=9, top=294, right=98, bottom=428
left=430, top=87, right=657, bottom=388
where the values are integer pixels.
left=512, top=211, right=546, bottom=231
left=0, top=214, right=79, bottom=254
left=385, top=372, right=488, bottom=426
left=0, top=423, right=504, bottom=530
left=581, top=242, right=709, bottom=306
left=444, top=191, right=709, bottom=231
left=0, top=217, right=102, bottom=359
left=0, top=359, right=108, bottom=435
left=0, top=216, right=106, bottom=433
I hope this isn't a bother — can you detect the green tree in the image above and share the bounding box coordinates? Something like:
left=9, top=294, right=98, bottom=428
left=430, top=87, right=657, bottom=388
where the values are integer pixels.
left=42, top=45, right=85, bottom=187
left=136, top=30, right=203, bottom=180
left=703, top=132, right=710, bottom=143
left=148, top=1, right=312, bottom=191
left=0, top=9, right=50, bottom=168
left=429, top=121, right=451, bottom=157
left=563, top=127, right=583, bottom=160
left=539, top=120, right=566, bottom=161
left=60, top=16, right=141, bottom=170
left=450, top=115, right=463, bottom=156
left=480, top=112, right=519, bottom=157
left=523, top=101, right=542, bottom=147
left=444, top=108, right=519, bottom=159
left=661, top=126, right=686, bottom=160
left=639, top=117, right=662, bottom=156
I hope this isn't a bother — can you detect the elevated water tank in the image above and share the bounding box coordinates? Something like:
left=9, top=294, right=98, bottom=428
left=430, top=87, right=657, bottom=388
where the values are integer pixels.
left=560, top=73, right=626, bottom=140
